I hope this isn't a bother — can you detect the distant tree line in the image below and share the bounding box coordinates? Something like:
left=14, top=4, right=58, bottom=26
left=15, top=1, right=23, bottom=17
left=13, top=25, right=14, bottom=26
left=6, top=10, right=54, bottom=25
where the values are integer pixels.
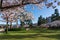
left=51, top=9, right=60, bottom=22
left=38, top=9, right=60, bottom=26
left=37, top=15, right=47, bottom=26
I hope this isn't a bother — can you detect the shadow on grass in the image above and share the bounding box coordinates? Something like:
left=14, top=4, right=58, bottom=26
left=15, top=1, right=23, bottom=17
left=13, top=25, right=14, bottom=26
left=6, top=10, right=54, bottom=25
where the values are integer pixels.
left=14, top=30, right=60, bottom=33
left=0, top=33, right=41, bottom=39
left=0, top=33, right=60, bottom=40
left=41, top=34, right=60, bottom=40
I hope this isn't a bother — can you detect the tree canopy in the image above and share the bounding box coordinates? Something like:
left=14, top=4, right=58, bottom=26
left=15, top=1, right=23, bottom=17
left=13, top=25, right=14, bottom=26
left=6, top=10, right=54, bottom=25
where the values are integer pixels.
left=1, top=0, right=60, bottom=9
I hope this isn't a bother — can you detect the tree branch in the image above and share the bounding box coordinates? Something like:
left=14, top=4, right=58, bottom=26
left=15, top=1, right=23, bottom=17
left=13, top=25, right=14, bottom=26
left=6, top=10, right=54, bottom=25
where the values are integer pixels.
left=1, top=0, right=42, bottom=9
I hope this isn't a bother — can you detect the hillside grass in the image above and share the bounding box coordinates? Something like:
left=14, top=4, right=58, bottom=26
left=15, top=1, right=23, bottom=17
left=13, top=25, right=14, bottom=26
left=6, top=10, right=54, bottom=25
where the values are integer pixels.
left=0, top=28, right=60, bottom=40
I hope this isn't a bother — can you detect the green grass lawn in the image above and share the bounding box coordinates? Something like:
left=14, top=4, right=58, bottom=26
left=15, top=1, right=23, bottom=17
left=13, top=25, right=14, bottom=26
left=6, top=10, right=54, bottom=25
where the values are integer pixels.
left=0, top=29, right=60, bottom=40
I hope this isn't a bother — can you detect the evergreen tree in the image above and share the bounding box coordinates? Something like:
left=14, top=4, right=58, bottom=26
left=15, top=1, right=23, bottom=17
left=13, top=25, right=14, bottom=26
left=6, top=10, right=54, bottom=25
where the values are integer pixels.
left=20, top=21, right=25, bottom=27
left=54, top=9, right=60, bottom=20
left=42, top=18, right=47, bottom=23
left=25, top=20, right=33, bottom=27
left=54, top=9, right=59, bottom=17
left=38, top=15, right=42, bottom=26
left=51, top=14, right=56, bottom=21
left=51, top=9, right=60, bottom=21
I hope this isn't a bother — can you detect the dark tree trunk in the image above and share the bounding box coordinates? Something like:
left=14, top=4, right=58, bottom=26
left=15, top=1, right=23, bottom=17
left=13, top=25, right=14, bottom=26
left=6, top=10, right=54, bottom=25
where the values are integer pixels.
left=6, top=17, right=8, bottom=34
left=16, top=19, right=18, bottom=28
left=10, top=21, right=12, bottom=29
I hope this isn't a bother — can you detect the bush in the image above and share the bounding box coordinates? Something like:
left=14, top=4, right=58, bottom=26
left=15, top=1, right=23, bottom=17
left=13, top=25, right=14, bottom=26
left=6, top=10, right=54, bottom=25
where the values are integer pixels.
left=48, top=26, right=60, bottom=30
left=21, top=27, right=26, bottom=30
left=5, top=28, right=21, bottom=31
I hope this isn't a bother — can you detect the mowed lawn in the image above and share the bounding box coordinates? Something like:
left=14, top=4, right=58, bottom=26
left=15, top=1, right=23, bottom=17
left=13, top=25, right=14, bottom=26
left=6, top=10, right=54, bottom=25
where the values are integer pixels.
left=0, top=29, right=60, bottom=40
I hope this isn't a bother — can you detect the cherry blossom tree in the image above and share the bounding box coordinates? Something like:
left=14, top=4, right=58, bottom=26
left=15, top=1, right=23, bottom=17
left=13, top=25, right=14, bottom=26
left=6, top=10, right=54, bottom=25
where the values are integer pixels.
left=24, top=12, right=34, bottom=28
left=1, top=0, right=60, bottom=33
left=14, top=7, right=25, bottom=28
left=1, top=9, right=16, bottom=33
left=18, top=12, right=34, bottom=27
left=1, top=0, right=60, bottom=9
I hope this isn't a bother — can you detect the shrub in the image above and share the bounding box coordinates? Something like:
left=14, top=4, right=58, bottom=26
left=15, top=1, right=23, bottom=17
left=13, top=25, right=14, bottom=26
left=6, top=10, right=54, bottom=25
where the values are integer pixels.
left=5, top=28, right=21, bottom=31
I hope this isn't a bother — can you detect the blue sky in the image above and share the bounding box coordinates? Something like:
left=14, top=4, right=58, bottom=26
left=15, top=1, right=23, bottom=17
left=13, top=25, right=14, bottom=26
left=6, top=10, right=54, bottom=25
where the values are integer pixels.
left=0, top=0, right=60, bottom=24
left=24, top=4, right=60, bottom=23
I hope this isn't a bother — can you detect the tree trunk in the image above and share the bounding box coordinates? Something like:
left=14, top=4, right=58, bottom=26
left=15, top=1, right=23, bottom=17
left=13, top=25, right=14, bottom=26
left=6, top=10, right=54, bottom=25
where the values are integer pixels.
left=10, top=21, right=12, bottom=29
left=6, top=17, right=8, bottom=34
left=0, top=0, right=2, bottom=9
left=20, top=21, right=24, bottom=27
left=16, top=19, right=18, bottom=28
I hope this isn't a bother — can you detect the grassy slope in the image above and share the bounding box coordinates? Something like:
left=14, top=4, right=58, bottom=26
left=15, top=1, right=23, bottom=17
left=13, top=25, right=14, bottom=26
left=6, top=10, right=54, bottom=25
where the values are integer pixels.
left=0, top=29, right=60, bottom=40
